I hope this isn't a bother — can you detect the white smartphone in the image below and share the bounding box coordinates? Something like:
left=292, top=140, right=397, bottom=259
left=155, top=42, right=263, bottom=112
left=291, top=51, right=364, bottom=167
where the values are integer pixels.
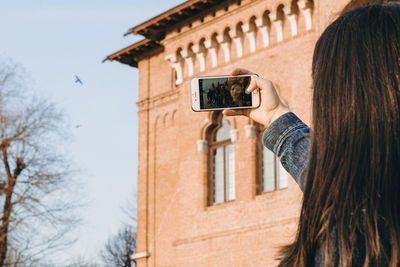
left=191, top=74, right=260, bottom=112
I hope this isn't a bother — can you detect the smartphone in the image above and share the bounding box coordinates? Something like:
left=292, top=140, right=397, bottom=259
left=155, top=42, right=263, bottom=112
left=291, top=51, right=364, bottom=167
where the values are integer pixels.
left=191, top=74, right=260, bottom=112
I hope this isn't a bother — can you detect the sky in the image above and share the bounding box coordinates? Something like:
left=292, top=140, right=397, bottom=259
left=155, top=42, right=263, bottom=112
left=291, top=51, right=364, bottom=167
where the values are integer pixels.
left=0, top=0, right=186, bottom=264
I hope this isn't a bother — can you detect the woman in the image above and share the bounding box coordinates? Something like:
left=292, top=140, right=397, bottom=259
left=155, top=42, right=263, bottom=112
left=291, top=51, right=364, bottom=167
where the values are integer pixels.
left=229, top=84, right=244, bottom=106
left=227, top=76, right=252, bottom=107
left=224, top=3, right=400, bottom=266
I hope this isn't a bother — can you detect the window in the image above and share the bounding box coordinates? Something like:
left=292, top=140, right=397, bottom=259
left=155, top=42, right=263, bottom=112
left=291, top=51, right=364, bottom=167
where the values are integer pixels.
left=257, top=125, right=288, bottom=193
left=207, top=113, right=235, bottom=205
left=262, top=146, right=288, bottom=192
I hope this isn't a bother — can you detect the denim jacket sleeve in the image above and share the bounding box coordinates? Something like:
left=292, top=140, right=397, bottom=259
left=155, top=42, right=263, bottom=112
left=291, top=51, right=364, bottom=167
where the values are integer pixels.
left=262, top=112, right=310, bottom=191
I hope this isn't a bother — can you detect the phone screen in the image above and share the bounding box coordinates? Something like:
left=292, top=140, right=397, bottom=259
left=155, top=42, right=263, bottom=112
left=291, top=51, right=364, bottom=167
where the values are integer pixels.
left=198, top=76, right=252, bottom=109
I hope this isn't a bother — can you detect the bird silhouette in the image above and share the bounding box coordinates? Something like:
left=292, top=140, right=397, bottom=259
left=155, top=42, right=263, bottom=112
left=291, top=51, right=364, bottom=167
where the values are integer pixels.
left=75, top=75, right=83, bottom=84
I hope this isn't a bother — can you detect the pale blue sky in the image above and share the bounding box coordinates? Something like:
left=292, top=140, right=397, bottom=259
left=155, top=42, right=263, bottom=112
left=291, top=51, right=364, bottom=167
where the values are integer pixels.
left=0, top=0, right=185, bottom=264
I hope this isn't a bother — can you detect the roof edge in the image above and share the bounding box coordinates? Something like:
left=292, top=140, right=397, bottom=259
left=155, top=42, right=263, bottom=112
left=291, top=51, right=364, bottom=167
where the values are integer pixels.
left=124, top=0, right=230, bottom=40
left=125, top=0, right=200, bottom=36
left=104, top=39, right=163, bottom=68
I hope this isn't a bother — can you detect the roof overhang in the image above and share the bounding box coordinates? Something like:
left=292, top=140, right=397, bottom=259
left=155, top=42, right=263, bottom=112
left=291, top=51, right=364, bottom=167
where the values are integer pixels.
left=104, top=39, right=163, bottom=67
left=125, top=0, right=229, bottom=40
left=106, top=0, right=231, bottom=68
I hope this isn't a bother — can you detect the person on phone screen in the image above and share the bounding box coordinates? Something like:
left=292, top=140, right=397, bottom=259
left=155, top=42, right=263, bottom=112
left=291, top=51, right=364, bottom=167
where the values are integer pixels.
left=227, top=77, right=251, bottom=107
left=224, top=2, right=400, bottom=266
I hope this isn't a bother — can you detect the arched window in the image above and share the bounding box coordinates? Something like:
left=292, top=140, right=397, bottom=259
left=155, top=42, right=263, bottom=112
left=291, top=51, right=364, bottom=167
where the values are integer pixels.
left=207, top=112, right=235, bottom=205
left=256, top=125, right=288, bottom=193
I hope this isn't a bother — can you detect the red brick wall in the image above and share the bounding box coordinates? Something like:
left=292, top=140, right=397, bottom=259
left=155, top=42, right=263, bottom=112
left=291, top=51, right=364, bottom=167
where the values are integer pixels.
left=135, top=0, right=350, bottom=266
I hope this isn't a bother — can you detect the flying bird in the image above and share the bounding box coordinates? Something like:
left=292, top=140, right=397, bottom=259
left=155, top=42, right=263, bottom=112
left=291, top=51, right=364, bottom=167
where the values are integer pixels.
left=75, top=75, right=83, bottom=84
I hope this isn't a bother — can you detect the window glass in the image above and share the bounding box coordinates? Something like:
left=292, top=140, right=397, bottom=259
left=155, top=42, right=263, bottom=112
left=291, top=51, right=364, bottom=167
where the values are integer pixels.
left=263, top=146, right=275, bottom=192
left=214, top=147, right=225, bottom=203
left=216, top=118, right=231, bottom=141
left=277, top=160, right=288, bottom=189
left=225, top=144, right=235, bottom=201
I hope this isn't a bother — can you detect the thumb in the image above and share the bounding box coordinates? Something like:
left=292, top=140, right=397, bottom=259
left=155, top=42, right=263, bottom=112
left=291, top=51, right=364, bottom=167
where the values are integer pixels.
left=223, top=109, right=249, bottom=117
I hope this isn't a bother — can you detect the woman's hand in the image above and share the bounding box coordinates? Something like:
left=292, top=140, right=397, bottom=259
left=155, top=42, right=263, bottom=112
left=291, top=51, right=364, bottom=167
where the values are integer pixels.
left=222, top=68, right=290, bottom=127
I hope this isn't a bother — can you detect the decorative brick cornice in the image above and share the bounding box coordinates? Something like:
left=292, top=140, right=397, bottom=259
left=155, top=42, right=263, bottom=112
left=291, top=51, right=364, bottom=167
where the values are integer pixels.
left=165, top=0, right=315, bottom=82
left=137, top=89, right=181, bottom=113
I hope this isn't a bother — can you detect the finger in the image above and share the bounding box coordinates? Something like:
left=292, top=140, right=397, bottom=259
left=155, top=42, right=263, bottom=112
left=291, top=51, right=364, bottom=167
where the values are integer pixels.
left=246, top=76, right=272, bottom=93
left=246, top=76, right=262, bottom=93
left=230, top=68, right=255, bottom=76
left=223, top=109, right=248, bottom=117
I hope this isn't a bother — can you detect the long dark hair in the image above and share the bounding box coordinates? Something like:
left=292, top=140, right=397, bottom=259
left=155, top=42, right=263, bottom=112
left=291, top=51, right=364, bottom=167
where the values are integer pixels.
left=280, top=4, right=400, bottom=267
left=341, top=0, right=400, bottom=15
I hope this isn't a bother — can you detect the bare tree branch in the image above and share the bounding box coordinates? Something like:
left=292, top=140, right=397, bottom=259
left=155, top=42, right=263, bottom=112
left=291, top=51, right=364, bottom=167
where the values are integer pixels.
left=100, top=225, right=136, bottom=267
left=0, top=60, right=82, bottom=266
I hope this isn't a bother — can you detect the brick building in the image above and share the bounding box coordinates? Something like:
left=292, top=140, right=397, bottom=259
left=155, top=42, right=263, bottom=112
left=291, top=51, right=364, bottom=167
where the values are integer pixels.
left=106, top=0, right=350, bottom=266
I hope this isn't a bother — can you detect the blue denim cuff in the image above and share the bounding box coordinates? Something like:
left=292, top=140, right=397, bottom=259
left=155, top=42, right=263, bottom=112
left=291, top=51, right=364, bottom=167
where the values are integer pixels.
left=262, top=112, right=307, bottom=154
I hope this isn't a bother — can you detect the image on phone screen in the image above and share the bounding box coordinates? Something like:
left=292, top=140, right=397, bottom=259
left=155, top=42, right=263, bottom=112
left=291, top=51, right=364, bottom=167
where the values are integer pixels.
left=199, top=76, right=252, bottom=109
